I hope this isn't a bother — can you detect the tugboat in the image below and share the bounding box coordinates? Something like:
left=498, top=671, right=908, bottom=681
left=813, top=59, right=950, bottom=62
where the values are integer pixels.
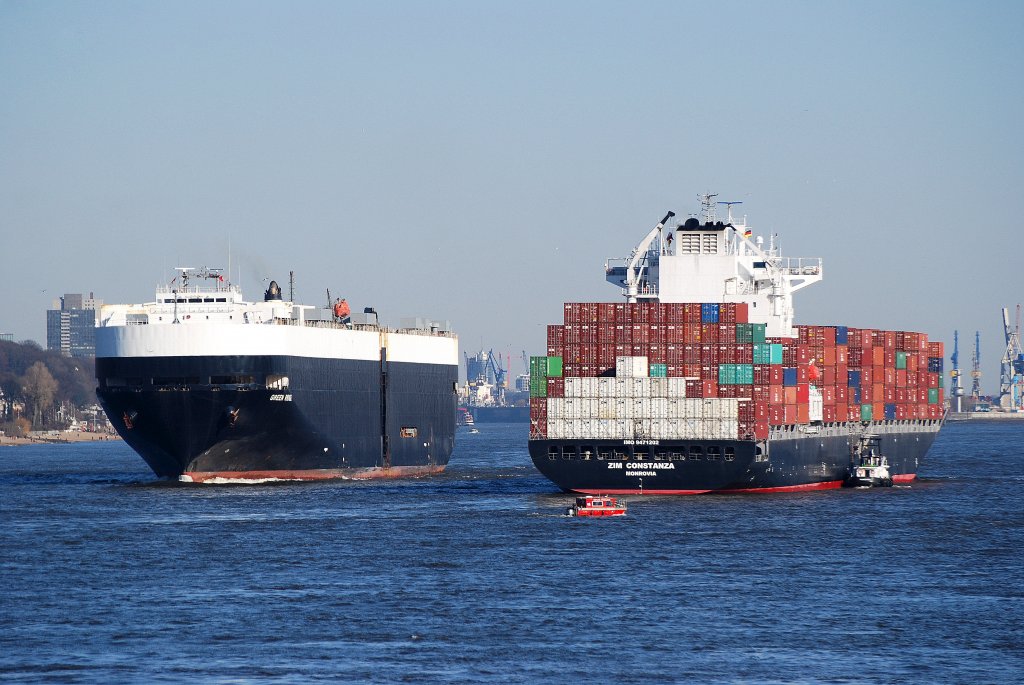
left=843, top=435, right=894, bottom=488
left=567, top=495, right=628, bottom=517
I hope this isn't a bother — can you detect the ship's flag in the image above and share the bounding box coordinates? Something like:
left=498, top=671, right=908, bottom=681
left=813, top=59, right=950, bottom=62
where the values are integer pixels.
left=743, top=229, right=752, bottom=238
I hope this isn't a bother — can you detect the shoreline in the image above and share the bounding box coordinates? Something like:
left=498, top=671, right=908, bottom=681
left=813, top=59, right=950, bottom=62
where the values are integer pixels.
left=0, top=432, right=122, bottom=447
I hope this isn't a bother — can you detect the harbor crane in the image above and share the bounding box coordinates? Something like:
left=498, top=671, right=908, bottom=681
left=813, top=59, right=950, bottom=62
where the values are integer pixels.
left=950, top=330, right=964, bottom=413
left=998, top=305, right=1024, bottom=411
left=970, top=331, right=982, bottom=399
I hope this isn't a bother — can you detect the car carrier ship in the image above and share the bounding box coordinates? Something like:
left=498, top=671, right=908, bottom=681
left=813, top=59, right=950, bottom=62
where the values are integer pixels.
left=528, top=195, right=945, bottom=494
left=96, top=268, right=458, bottom=482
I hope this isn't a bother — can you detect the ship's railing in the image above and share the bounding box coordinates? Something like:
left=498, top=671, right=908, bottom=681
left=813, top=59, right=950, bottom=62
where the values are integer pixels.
left=775, top=257, right=822, bottom=276
left=156, top=283, right=239, bottom=296
left=273, top=317, right=456, bottom=338
left=618, top=283, right=658, bottom=298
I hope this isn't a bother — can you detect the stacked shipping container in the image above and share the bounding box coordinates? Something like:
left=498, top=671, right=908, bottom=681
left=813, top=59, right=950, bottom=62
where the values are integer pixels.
left=530, top=302, right=944, bottom=442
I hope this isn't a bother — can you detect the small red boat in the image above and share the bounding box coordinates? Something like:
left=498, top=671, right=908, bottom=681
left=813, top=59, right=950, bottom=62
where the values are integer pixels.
left=567, top=495, right=627, bottom=517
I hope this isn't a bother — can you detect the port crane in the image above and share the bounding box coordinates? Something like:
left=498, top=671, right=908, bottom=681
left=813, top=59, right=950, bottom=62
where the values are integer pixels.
left=998, top=305, right=1024, bottom=411
left=970, top=331, right=982, bottom=399
left=950, top=331, right=964, bottom=413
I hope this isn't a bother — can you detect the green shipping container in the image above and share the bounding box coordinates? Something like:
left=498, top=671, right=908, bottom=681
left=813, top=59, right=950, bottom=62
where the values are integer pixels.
left=928, top=387, right=939, bottom=404
left=718, top=364, right=737, bottom=385
left=752, top=323, right=767, bottom=344
left=529, top=380, right=547, bottom=398
left=770, top=343, right=784, bottom=365
left=736, top=364, right=754, bottom=384
left=650, top=363, right=668, bottom=377
left=530, top=356, right=547, bottom=378
left=753, top=343, right=772, bottom=365
left=735, top=323, right=753, bottom=343
left=860, top=404, right=873, bottom=421
left=895, top=351, right=908, bottom=370
left=546, top=356, right=563, bottom=377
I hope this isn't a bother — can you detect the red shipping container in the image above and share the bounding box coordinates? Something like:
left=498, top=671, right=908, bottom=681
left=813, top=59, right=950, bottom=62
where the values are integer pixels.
left=822, top=386, right=836, bottom=405
left=667, top=365, right=683, bottom=377
left=598, top=325, right=615, bottom=345
left=681, top=303, right=699, bottom=323
left=735, top=302, right=749, bottom=324
left=754, top=422, right=769, bottom=440
left=884, top=368, right=895, bottom=386
left=614, top=324, right=631, bottom=345
left=755, top=401, right=769, bottom=421
left=884, top=350, right=895, bottom=367
left=665, top=303, right=686, bottom=323
left=796, top=383, right=810, bottom=403
left=753, top=385, right=770, bottom=403
left=836, top=346, right=848, bottom=365
left=769, top=385, right=785, bottom=405
left=630, top=343, right=646, bottom=357
left=907, top=371, right=919, bottom=387
left=796, top=404, right=809, bottom=424
left=683, top=324, right=702, bottom=343
left=547, top=344, right=563, bottom=357
left=784, top=404, right=797, bottom=424
left=701, top=324, right=719, bottom=344
left=797, top=365, right=810, bottom=383
left=896, top=388, right=908, bottom=403
left=884, top=387, right=896, bottom=403
left=719, top=384, right=739, bottom=398
left=702, top=379, right=718, bottom=397
left=918, top=388, right=929, bottom=403
left=562, top=363, right=578, bottom=376
left=873, top=384, right=884, bottom=402
left=872, top=347, right=885, bottom=366
left=862, top=367, right=874, bottom=386
left=823, top=406, right=837, bottom=422
left=797, top=345, right=811, bottom=364
left=873, top=402, right=884, bottom=419
left=770, top=366, right=785, bottom=385
left=785, top=386, right=797, bottom=404
left=835, top=386, right=847, bottom=403
left=718, top=323, right=736, bottom=341
left=754, top=364, right=772, bottom=385
left=736, top=344, right=753, bottom=364
left=907, top=353, right=918, bottom=370
left=665, top=325, right=683, bottom=344
left=598, top=344, right=617, bottom=367
left=720, top=303, right=736, bottom=324
left=884, top=331, right=896, bottom=350
left=823, top=367, right=836, bottom=386
left=686, top=379, right=703, bottom=395
left=683, top=364, right=702, bottom=378
left=580, top=325, right=598, bottom=344
left=631, top=324, right=649, bottom=345
left=648, top=344, right=667, bottom=365
left=769, top=405, right=786, bottom=425
left=929, top=341, right=945, bottom=357
left=546, top=377, right=564, bottom=397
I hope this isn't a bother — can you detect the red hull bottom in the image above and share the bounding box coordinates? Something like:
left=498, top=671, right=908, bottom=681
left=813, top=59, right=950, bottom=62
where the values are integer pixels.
left=577, top=475, right=916, bottom=496
left=180, top=464, right=447, bottom=483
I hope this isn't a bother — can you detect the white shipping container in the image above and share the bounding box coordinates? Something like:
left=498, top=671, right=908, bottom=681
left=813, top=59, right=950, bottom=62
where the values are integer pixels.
left=546, top=418, right=562, bottom=439
left=667, top=377, right=688, bottom=397
left=632, top=377, right=649, bottom=397
left=616, top=397, right=633, bottom=419
left=579, top=418, right=596, bottom=438
left=616, top=355, right=649, bottom=378
left=678, top=417, right=703, bottom=439
left=649, top=397, right=669, bottom=418
left=583, top=377, right=600, bottom=398
left=598, top=377, right=617, bottom=398
left=634, top=397, right=649, bottom=417
left=809, top=386, right=824, bottom=422
left=597, top=398, right=617, bottom=419
left=546, top=398, right=565, bottom=420
left=563, top=377, right=579, bottom=398
left=649, top=377, right=668, bottom=397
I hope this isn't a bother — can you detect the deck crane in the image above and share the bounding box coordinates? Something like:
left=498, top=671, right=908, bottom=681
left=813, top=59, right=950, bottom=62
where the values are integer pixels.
left=950, top=330, right=963, bottom=413
left=998, top=305, right=1024, bottom=411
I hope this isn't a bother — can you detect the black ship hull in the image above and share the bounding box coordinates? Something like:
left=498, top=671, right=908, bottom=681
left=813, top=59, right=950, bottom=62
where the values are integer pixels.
left=528, top=422, right=940, bottom=494
left=97, top=355, right=458, bottom=481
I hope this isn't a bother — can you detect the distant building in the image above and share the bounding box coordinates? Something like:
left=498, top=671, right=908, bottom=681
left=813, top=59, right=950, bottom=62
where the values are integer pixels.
left=0, top=333, right=13, bottom=342
left=47, top=292, right=102, bottom=358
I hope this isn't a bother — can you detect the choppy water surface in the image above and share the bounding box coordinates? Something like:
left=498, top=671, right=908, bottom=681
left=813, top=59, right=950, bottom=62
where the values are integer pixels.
left=1, top=421, right=1022, bottom=683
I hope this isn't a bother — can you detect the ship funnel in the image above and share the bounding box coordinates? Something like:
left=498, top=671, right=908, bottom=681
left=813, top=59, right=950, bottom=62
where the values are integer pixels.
left=264, top=280, right=283, bottom=301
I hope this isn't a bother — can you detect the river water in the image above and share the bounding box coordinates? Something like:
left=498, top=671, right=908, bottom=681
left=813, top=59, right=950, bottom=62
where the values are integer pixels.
left=1, top=420, right=1021, bottom=683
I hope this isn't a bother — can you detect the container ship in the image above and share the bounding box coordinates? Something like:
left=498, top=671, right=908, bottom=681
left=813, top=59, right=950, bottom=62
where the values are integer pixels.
left=95, top=268, right=459, bottom=482
left=528, top=196, right=944, bottom=494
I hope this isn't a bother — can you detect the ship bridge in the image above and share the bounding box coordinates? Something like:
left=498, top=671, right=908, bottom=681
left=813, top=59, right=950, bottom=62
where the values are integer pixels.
left=605, top=196, right=821, bottom=338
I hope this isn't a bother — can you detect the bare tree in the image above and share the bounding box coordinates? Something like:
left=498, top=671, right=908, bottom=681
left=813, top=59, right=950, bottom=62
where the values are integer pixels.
left=22, top=362, right=58, bottom=429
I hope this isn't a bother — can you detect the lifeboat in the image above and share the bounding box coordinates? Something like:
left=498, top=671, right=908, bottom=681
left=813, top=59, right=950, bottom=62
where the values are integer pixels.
left=567, top=495, right=627, bottom=517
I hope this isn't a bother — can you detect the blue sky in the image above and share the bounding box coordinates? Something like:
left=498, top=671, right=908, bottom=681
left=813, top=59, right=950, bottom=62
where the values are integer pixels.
left=1, top=1, right=1021, bottom=391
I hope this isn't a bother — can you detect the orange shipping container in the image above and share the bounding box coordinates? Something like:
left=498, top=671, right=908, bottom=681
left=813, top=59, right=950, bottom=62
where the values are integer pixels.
left=797, top=404, right=810, bottom=424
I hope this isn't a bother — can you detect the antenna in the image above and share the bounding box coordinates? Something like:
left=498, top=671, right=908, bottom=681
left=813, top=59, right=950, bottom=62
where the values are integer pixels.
left=699, top=193, right=718, bottom=222
left=717, top=200, right=743, bottom=224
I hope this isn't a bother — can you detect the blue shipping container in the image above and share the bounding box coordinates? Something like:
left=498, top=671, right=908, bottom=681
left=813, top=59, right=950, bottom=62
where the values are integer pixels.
left=836, top=326, right=849, bottom=345
left=783, top=367, right=798, bottom=386
left=701, top=303, right=720, bottom=324
left=853, top=387, right=862, bottom=404
left=884, top=403, right=897, bottom=420
left=848, top=370, right=861, bottom=387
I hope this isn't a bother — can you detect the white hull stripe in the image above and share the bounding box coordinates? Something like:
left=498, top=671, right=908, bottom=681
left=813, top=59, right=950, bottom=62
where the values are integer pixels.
left=95, top=323, right=458, bottom=365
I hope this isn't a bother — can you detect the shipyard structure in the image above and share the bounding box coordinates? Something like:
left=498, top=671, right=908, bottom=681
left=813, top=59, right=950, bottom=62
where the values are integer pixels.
left=528, top=196, right=944, bottom=494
